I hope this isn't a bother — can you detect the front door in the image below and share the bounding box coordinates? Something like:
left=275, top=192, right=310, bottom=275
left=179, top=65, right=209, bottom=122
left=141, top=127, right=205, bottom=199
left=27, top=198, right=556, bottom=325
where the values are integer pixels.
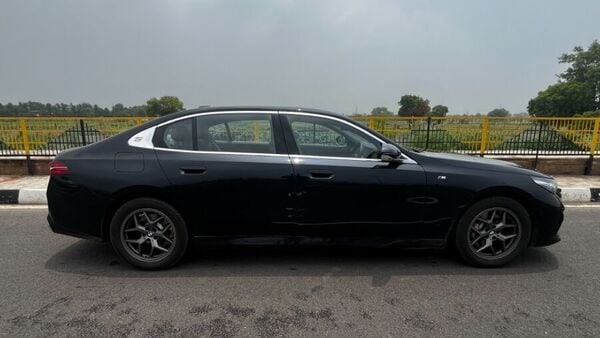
left=280, top=112, right=426, bottom=238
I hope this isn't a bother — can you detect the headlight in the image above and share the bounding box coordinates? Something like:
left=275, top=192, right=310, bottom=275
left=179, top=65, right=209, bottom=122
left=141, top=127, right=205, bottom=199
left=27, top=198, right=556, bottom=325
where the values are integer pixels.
left=532, top=177, right=558, bottom=194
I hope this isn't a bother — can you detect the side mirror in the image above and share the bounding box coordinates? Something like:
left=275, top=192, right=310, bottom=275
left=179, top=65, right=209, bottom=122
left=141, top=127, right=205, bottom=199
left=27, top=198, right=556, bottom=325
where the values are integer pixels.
left=380, top=143, right=402, bottom=162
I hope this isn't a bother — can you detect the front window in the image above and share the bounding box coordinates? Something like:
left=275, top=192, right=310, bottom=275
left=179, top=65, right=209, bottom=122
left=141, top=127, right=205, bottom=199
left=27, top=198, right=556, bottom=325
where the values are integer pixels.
left=286, top=114, right=381, bottom=158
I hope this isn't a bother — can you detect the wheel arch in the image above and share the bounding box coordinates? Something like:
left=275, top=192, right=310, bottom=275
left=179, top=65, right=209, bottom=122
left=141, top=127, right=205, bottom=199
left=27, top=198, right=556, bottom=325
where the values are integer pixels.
left=446, top=186, right=537, bottom=246
left=101, top=186, right=182, bottom=241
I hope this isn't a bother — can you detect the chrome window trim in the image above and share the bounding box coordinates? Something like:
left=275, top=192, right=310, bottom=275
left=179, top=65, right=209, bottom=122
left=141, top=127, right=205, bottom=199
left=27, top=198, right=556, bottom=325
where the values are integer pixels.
left=153, top=147, right=290, bottom=158
left=127, top=109, right=418, bottom=165
left=155, top=110, right=276, bottom=129
left=290, top=154, right=380, bottom=162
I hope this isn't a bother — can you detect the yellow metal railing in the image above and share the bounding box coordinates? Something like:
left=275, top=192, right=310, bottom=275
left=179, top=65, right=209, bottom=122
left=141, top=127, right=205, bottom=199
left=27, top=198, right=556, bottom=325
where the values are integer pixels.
left=0, top=117, right=152, bottom=156
left=354, top=116, right=600, bottom=156
left=0, top=116, right=599, bottom=157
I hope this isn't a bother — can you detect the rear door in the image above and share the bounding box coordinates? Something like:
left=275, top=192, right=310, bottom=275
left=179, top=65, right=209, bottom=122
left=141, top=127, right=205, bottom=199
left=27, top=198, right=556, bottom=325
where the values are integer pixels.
left=153, top=111, right=294, bottom=236
left=280, top=112, right=426, bottom=238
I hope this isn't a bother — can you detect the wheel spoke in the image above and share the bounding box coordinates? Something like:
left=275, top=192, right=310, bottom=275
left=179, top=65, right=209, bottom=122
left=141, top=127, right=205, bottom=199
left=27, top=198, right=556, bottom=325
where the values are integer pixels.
left=488, top=210, right=497, bottom=223
left=126, top=237, right=146, bottom=244
left=470, top=234, right=486, bottom=246
left=476, top=237, right=493, bottom=253
left=157, top=233, right=173, bottom=244
left=150, top=238, right=169, bottom=253
left=496, top=233, right=516, bottom=241
left=159, top=223, right=173, bottom=234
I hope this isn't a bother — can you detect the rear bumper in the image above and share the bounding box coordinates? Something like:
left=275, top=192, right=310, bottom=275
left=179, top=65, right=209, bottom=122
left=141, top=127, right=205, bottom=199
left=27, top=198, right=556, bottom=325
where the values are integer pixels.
left=46, top=177, right=108, bottom=241
left=47, top=213, right=104, bottom=241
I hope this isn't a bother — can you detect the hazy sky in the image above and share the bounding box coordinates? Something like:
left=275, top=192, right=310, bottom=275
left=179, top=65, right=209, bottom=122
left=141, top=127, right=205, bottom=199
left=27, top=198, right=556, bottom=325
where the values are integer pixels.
left=1, top=0, right=599, bottom=115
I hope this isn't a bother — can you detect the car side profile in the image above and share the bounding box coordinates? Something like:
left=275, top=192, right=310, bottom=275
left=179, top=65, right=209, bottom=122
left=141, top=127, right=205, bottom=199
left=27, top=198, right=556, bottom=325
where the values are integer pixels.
left=47, top=107, right=564, bottom=269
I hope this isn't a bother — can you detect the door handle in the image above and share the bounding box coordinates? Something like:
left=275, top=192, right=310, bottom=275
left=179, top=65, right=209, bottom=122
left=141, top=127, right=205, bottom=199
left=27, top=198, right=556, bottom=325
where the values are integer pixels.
left=308, top=170, right=334, bottom=179
left=180, top=166, right=207, bottom=175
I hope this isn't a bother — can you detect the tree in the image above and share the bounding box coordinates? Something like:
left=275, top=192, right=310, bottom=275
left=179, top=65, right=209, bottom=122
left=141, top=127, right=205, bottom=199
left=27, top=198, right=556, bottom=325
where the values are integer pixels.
left=429, top=105, right=448, bottom=117
left=528, top=41, right=600, bottom=116
left=146, top=96, right=184, bottom=116
left=528, top=82, right=595, bottom=117
left=558, top=40, right=600, bottom=106
left=487, top=108, right=510, bottom=117
left=397, top=95, right=430, bottom=116
left=370, top=107, right=394, bottom=116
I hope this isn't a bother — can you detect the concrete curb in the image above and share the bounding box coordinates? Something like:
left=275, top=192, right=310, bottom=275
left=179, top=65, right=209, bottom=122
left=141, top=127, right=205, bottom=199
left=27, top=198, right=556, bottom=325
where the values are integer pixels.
left=0, top=189, right=47, bottom=205
left=0, top=187, right=598, bottom=205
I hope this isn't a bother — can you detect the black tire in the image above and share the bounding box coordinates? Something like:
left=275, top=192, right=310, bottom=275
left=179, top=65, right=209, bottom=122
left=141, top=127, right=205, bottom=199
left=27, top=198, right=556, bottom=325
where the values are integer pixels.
left=455, top=197, right=531, bottom=268
left=110, top=198, right=188, bottom=270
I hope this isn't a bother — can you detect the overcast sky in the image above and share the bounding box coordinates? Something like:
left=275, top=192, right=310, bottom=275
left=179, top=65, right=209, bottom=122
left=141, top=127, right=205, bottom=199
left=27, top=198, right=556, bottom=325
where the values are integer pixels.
left=1, top=0, right=599, bottom=115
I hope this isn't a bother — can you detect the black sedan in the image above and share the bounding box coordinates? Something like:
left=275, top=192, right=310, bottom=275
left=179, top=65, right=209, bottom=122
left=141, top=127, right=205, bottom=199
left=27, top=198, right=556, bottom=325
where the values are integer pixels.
left=47, top=107, right=564, bottom=269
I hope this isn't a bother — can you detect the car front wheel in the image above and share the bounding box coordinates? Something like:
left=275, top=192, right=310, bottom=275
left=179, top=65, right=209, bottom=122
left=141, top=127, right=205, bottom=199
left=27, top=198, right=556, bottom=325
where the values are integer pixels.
left=110, top=198, right=188, bottom=270
left=455, top=197, right=531, bottom=267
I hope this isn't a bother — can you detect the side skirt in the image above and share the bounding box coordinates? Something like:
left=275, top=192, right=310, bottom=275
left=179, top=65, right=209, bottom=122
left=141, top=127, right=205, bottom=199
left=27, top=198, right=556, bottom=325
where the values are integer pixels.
left=192, top=235, right=446, bottom=249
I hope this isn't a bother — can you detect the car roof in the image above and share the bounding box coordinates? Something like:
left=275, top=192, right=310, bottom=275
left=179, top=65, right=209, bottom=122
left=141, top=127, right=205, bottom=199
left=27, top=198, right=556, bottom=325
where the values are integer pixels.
left=146, top=106, right=353, bottom=128
left=181, top=106, right=345, bottom=118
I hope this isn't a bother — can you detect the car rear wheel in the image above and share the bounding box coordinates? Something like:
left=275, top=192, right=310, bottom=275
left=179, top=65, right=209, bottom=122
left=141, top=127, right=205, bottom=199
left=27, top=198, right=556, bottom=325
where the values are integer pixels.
left=110, top=198, right=188, bottom=270
left=455, top=197, right=531, bottom=267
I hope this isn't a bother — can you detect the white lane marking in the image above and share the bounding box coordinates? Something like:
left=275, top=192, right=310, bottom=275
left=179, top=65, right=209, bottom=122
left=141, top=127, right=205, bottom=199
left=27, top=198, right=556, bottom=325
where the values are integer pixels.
left=0, top=205, right=48, bottom=209
left=0, top=204, right=599, bottom=210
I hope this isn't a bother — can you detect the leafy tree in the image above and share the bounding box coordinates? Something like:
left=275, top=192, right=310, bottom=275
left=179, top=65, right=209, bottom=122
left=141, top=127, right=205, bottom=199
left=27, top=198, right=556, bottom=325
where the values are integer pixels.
left=397, top=95, right=430, bottom=117
left=145, top=96, right=184, bottom=116
left=558, top=40, right=600, bottom=105
left=487, top=108, right=510, bottom=117
left=370, top=107, right=394, bottom=116
left=528, top=82, right=595, bottom=117
left=528, top=41, right=600, bottom=116
left=429, top=105, right=449, bottom=117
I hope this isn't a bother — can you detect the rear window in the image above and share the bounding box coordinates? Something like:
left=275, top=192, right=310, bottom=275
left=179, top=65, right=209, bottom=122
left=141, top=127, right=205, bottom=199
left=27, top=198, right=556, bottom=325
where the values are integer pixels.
left=153, top=113, right=276, bottom=154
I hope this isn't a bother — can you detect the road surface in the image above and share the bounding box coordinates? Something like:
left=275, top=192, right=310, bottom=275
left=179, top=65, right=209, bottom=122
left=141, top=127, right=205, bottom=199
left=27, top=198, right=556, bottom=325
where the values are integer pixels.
left=0, top=206, right=599, bottom=337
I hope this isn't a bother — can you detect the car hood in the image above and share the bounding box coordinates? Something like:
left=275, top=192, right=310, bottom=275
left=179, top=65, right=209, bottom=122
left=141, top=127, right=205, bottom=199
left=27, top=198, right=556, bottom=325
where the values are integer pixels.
left=418, top=151, right=550, bottom=178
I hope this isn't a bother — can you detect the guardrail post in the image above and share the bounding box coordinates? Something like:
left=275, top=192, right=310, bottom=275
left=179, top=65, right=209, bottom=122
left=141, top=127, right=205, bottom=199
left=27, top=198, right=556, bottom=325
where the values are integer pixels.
left=585, top=118, right=600, bottom=175
left=19, top=118, right=34, bottom=174
left=533, top=122, right=544, bottom=169
left=425, top=116, right=432, bottom=150
left=253, top=120, right=260, bottom=142
left=369, top=117, right=375, bottom=130
left=79, top=119, right=87, bottom=146
left=479, top=117, right=489, bottom=157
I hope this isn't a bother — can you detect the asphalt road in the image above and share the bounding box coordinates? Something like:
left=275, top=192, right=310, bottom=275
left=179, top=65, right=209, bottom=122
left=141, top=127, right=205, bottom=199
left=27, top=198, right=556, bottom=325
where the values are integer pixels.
left=0, top=207, right=599, bottom=337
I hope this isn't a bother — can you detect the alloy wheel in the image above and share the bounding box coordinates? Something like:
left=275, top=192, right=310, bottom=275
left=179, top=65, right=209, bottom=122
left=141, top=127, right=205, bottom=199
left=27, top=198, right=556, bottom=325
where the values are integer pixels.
left=468, top=207, right=521, bottom=259
left=120, top=208, right=176, bottom=262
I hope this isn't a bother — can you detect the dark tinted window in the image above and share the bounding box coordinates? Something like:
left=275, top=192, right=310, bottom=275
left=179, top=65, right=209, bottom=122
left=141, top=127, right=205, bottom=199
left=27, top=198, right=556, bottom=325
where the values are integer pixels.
left=154, top=113, right=275, bottom=154
left=198, top=114, right=275, bottom=153
left=156, top=118, right=193, bottom=150
left=287, top=114, right=380, bottom=158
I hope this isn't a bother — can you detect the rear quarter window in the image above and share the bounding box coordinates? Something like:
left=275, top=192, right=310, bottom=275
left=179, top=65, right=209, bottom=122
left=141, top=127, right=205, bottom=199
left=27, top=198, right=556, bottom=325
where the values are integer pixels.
left=153, top=118, right=193, bottom=150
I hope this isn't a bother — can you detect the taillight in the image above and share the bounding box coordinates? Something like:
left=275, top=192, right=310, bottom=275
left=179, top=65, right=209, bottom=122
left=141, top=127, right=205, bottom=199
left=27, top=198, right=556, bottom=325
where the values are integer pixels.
left=49, top=161, right=71, bottom=175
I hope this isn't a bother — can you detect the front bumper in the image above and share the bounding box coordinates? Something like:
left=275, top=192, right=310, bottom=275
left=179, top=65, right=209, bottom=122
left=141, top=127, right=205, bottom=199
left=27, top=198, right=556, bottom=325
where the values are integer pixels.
left=529, top=194, right=564, bottom=247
